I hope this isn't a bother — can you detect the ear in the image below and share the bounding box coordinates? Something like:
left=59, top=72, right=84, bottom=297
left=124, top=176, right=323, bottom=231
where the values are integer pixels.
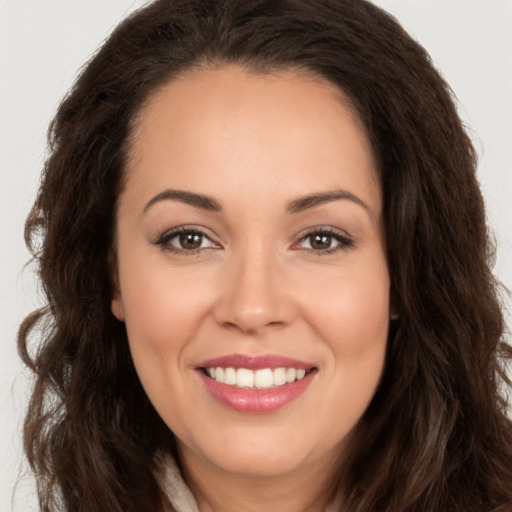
left=111, top=293, right=125, bottom=322
left=109, top=250, right=125, bottom=322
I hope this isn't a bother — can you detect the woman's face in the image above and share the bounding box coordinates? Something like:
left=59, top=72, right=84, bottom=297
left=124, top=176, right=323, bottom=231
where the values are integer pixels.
left=112, top=66, right=390, bottom=480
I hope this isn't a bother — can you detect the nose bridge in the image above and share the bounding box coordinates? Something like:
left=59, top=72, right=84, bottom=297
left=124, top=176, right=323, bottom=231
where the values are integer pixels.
left=215, top=238, right=289, bottom=333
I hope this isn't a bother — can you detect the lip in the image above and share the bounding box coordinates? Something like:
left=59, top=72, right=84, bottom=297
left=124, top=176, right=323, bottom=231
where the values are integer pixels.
left=199, top=353, right=314, bottom=370
left=197, top=354, right=317, bottom=413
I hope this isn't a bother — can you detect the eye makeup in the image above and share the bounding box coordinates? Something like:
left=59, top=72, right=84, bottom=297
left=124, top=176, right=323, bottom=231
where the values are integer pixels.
left=151, top=223, right=355, bottom=257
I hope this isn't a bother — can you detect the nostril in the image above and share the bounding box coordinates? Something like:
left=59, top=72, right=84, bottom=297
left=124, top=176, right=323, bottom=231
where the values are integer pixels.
left=219, top=317, right=286, bottom=335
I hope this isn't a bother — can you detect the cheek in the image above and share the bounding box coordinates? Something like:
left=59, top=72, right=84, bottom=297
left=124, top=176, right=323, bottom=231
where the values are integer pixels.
left=117, top=264, right=228, bottom=424
left=304, top=258, right=390, bottom=350
left=121, top=267, right=214, bottom=355
left=301, top=254, right=390, bottom=407
left=303, top=262, right=389, bottom=435
left=116, top=256, right=216, bottom=414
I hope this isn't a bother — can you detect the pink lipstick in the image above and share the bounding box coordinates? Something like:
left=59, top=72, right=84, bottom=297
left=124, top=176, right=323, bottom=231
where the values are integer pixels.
left=197, top=354, right=316, bottom=413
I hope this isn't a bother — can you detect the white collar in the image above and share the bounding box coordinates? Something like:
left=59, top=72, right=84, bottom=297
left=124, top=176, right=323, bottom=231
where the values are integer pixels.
left=157, top=454, right=200, bottom=512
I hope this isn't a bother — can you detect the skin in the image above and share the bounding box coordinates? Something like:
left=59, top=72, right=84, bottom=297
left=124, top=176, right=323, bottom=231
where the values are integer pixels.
left=112, top=65, right=391, bottom=512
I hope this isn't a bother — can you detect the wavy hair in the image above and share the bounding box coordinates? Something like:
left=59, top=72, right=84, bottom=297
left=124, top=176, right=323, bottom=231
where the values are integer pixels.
left=19, top=0, right=512, bottom=510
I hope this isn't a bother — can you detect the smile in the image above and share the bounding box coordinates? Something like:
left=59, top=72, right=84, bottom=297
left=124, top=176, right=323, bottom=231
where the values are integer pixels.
left=204, top=366, right=308, bottom=389
left=197, top=354, right=317, bottom=413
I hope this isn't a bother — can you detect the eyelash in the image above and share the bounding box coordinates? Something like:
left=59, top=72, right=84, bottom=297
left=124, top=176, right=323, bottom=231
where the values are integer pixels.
left=293, top=227, right=354, bottom=254
left=153, top=226, right=220, bottom=255
left=153, top=226, right=354, bottom=255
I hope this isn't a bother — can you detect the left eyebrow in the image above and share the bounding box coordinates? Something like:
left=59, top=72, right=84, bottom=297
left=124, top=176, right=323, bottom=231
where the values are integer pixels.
left=142, top=189, right=222, bottom=214
left=286, top=189, right=371, bottom=215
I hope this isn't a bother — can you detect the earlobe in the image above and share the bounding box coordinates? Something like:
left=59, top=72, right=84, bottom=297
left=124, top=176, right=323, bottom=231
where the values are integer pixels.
left=111, top=295, right=125, bottom=321
left=108, top=250, right=125, bottom=321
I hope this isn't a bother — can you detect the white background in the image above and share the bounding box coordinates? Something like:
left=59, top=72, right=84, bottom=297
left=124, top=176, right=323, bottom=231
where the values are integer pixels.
left=1, top=1, right=511, bottom=510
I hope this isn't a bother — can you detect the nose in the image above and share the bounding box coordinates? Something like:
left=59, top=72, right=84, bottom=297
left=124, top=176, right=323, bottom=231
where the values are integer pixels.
left=213, top=248, right=293, bottom=334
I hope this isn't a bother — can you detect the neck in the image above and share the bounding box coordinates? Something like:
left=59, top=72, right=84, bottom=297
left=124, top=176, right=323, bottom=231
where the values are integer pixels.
left=177, top=444, right=342, bottom=512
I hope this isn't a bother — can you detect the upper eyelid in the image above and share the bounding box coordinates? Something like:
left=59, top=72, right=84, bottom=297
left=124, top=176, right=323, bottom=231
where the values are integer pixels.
left=292, top=226, right=355, bottom=251
left=155, top=225, right=218, bottom=242
left=153, top=227, right=221, bottom=255
left=152, top=224, right=354, bottom=248
left=293, top=225, right=353, bottom=240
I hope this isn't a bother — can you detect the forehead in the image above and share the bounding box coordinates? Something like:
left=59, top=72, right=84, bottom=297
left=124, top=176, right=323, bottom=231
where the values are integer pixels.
left=122, top=65, right=380, bottom=215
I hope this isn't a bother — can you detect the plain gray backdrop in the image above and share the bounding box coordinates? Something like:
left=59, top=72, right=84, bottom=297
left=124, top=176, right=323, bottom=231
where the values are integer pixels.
left=1, top=1, right=511, bottom=510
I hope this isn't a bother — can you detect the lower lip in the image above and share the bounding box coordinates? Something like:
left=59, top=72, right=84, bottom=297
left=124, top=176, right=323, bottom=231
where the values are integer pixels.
left=198, top=369, right=316, bottom=413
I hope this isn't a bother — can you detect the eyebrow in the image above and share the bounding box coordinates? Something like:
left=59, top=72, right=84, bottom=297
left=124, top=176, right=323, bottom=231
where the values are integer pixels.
left=143, top=189, right=222, bottom=213
left=286, top=190, right=371, bottom=215
left=143, top=188, right=371, bottom=216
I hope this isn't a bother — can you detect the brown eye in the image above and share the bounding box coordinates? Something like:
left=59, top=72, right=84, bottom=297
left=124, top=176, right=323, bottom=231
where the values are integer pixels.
left=155, top=228, right=218, bottom=253
left=309, top=233, right=333, bottom=250
left=296, top=229, right=354, bottom=253
left=179, top=232, right=203, bottom=250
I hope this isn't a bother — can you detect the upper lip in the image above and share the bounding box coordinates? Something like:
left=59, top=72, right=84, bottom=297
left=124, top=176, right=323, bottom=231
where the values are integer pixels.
left=199, top=354, right=315, bottom=370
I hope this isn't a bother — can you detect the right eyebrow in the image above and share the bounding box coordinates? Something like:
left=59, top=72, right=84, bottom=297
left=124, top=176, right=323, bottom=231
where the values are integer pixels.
left=142, top=189, right=222, bottom=214
left=286, top=189, right=372, bottom=217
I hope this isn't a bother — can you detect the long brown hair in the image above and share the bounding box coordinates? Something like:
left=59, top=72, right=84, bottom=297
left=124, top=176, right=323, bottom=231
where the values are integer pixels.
left=19, top=0, right=512, bottom=510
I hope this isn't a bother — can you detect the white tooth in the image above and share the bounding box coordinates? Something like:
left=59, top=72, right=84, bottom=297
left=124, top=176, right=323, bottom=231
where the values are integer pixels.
left=216, top=367, right=225, bottom=383
left=208, top=367, right=216, bottom=379
left=296, top=368, right=306, bottom=380
left=273, top=367, right=287, bottom=386
left=224, top=367, right=237, bottom=386
left=255, top=368, right=273, bottom=389
left=237, top=368, right=255, bottom=388
left=286, top=368, right=297, bottom=383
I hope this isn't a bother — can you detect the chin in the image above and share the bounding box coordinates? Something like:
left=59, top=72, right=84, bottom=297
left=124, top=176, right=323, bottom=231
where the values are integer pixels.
left=202, top=445, right=311, bottom=478
left=177, top=420, right=346, bottom=480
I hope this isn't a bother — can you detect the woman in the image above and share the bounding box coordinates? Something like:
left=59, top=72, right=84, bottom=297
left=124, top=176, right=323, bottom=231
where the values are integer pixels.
left=18, top=0, right=512, bottom=511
